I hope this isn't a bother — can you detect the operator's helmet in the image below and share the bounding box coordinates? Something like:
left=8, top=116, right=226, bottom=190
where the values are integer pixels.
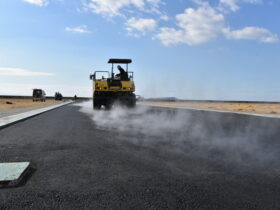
left=117, top=65, right=121, bottom=70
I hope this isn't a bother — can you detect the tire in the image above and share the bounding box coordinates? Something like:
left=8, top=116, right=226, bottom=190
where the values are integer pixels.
left=127, top=93, right=136, bottom=108
left=93, top=98, right=101, bottom=110
left=94, top=104, right=101, bottom=110
left=127, top=99, right=136, bottom=108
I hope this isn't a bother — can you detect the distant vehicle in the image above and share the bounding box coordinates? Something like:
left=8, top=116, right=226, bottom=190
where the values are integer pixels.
left=90, top=58, right=136, bottom=110
left=54, top=92, right=63, bottom=101
left=32, top=89, right=46, bottom=102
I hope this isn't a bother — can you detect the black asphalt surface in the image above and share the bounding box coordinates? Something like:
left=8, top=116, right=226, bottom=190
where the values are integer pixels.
left=1, top=104, right=280, bottom=209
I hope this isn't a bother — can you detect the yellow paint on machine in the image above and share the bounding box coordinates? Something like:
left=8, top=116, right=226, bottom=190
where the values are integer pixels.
left=93, top=80, right=135, bottom=92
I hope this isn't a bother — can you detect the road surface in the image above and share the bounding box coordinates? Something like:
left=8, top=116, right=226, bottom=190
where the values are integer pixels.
left=0, top=103, right=280, bottom=209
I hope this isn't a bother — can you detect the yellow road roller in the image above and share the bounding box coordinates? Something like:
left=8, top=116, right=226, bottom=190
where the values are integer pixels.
left=90, top=58, right=136, bottom=109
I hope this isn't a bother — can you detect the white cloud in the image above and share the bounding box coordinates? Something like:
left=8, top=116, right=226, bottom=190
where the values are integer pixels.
left=156, top=4, right=225, bottom=45
left=65, top=25, right=89, bottom=33
left=156, top=1, right=278, bottom=46
left=84, top=0, right=161, bottom=17
left=23, top=0, right=48, bottom=7
left=156, top=28, right=184, bottom=46
left=0, top=68, right=55, bottom=76
left=160, top=15, right=170, bottom=21
left=220, top=0, right=262, bottom=11
left=220, top=0, right=240, bottom=11
left=224, top=27, right=279, bottom=43
left=82, top=0, right=277, bottom=46
left=126, top=17, right=157, bottom=36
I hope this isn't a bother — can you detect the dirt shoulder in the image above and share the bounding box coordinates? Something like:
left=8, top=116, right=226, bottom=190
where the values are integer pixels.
left=0, top=99, right=61, bottom=111
left=138, top=101, right=280, bottom=115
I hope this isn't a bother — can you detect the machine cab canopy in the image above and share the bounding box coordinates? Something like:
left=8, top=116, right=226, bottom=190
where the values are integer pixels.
left=108, top=59, right=132, bottom=64
left=90, top=58, right=134, bottom=81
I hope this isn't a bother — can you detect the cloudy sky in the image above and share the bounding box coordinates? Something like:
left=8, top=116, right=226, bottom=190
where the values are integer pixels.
left=0, top=0, right=279, bottom=100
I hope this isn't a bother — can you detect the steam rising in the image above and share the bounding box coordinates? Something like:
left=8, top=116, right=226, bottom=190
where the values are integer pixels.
left=76, top=101, right=280, bottom=167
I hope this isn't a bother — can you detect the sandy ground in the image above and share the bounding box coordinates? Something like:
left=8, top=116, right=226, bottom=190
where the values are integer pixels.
left=0, top=99, right=61, bottom=111
left=138, top=101, right=280, bottom=115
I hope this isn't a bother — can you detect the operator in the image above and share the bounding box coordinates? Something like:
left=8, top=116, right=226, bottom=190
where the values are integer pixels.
left=116, top=65, right=128, bottom=80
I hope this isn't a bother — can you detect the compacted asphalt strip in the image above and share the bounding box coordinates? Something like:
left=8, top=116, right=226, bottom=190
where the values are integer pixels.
left=0, top=104, right=280, bottom=209
left=0, top=102, right=72, bottom=129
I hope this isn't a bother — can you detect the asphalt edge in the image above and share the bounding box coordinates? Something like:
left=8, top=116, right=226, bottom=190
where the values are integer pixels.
left=0, top=101, right=73, bottom=130
left=139, top=104, right=280, bottom=119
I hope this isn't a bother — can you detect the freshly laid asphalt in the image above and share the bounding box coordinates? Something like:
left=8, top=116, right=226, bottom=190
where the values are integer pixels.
left=0, top=102, right=72, bottom=129
left=1, top=103, right=280, bottom=209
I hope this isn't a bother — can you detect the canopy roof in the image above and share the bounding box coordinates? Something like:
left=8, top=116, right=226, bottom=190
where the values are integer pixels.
left=108, top=58, right=132, bottom=64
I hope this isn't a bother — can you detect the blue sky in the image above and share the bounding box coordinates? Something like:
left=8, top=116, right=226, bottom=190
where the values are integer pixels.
left=0, top=0, right=279, bottom=101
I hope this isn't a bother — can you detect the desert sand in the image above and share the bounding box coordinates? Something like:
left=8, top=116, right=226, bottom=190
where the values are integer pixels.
left=0, top=99, right=61, bottom=111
